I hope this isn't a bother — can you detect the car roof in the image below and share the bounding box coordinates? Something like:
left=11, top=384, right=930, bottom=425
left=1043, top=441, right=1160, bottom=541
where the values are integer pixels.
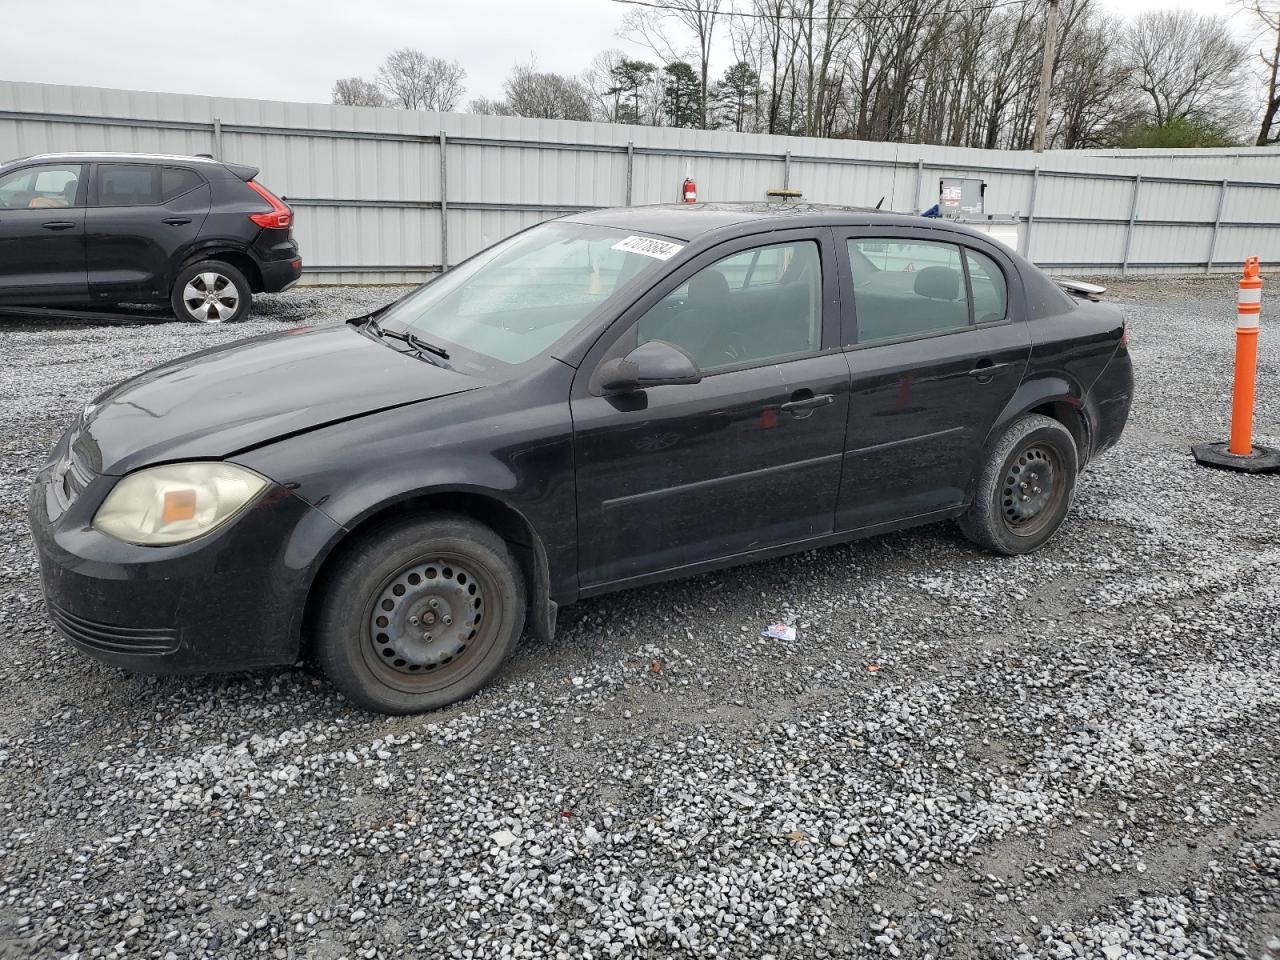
left=565, top=201, right=995, bottom=243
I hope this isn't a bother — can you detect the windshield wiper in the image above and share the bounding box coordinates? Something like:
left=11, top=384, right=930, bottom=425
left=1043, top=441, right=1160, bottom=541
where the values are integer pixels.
left=363, top=317, right=451, bottom=363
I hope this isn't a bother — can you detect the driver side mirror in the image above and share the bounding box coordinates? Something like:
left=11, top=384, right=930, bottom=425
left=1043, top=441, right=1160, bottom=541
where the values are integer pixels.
left=597, top=339, right=701, bottom=394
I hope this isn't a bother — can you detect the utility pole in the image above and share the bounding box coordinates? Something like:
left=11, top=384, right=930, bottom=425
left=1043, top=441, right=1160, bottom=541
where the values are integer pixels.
left=1033, top=0, right=1060, bottom=153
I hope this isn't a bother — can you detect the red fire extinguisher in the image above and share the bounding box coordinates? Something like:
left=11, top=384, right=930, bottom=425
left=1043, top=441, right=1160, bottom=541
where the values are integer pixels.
left=682, top=178, right=697, bottom=203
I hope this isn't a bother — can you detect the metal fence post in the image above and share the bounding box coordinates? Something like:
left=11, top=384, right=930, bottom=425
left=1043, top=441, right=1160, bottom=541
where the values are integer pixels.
left=439, top=130, right=449, bottom=273
left=1023, top=167, right=1039, bottom=259
left=783, top=150, right=791, bottom=190
left=1121, top=173, right=1141, bottom=277
left=1207, top=178, right=1228, bottom=274
left=212, top=116, right=222, bottom=160
left=913, top=158, right=924, bottom=212
left=625, top=141, right=634, bottom=206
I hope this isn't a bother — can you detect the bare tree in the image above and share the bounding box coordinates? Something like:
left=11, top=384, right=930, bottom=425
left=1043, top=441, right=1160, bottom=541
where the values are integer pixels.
left=582, top=48, right=631, bottom=122
left=468, top=97, right=512, bottom=116
left=1238, top=0, right=1280, bottom=144
left=376, top=48, right=467, bottom=112
left=621, top=0, right=722, bottom=128
left=496, top=64, right=593, bottom=121
left=332, top=77, right=388, bottom=107
left=1121, top=11, right=1246, bottom=127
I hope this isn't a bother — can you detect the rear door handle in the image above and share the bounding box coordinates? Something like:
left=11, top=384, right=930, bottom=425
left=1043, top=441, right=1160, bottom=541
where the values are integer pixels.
left=162, top=217, right=192, bottom=226
left=780, top=393, right=835, bottom=418
left=41, top=220, right=76, bottom=230
left=968, top=359, right=1009, bottom=382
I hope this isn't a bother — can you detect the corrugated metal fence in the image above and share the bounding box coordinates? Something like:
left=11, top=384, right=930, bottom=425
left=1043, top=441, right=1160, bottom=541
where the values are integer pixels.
left=3, top=80, right=1279, bottom=282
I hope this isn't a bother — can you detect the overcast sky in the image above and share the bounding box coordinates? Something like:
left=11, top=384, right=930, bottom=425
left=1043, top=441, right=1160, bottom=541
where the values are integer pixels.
left=0, top=0, right=1259, bottom=107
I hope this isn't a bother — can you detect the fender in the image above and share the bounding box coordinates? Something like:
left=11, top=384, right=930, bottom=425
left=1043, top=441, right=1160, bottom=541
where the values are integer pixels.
left=230, top=372, right=580, bottom=654
left=984, top=371, right=1087, bottom=451
left=168, top=238, right=259, bottom=288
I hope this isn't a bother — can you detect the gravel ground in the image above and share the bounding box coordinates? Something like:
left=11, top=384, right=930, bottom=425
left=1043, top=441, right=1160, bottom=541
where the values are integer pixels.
left=0, top=279, right=1278, bottom=960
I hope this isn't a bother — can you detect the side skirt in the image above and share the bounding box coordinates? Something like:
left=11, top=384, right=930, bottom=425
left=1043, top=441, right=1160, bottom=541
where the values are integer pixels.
left=576, top=504, right=967, bottom=601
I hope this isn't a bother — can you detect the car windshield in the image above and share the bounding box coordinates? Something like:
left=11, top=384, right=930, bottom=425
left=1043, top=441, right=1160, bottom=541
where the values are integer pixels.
left=376, top=222, right=676, bottom=371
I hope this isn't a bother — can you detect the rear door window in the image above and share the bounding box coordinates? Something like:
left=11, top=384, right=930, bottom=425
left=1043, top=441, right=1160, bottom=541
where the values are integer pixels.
left=97, top=164, right=163, bottom=206
left=966, top=248, right=1008, bottom=322
left=848, top=239, right=970, bottom=344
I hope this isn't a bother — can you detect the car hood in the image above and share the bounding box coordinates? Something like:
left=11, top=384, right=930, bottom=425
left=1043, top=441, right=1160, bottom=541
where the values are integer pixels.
left=72, top=324, right=482, bottom=476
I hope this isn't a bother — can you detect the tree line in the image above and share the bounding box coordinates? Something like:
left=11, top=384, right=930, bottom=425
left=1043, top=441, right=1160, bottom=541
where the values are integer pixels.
left=332, top=0, right=1279, bottom=150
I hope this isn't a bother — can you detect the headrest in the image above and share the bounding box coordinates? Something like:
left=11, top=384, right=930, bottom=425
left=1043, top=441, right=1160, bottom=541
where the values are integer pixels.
left=689, top=268, right=730, bottom=303
left=914, top=265, right=960, bottom=301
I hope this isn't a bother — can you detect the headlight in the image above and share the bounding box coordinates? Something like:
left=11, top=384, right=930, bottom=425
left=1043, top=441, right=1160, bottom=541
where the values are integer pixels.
left=93, top=462, right=268, bottom=545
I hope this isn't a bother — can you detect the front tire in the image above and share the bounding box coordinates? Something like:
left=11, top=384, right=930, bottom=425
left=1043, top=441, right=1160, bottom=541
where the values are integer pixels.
left=313, top=515, right=526, bottom=715
left=959, top=413, right=1079, bottom=555
left=171, top=260, right=251, bottom=323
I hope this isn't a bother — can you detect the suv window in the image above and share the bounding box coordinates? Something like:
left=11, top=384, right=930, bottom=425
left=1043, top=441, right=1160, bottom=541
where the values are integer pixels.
left=161, top=167, right=205, bottom=201
left=635, top=240, right=822, bottom=373
left=96, top=164, right=201, bottom=206
left=848, top=239, right=969, bottom=343
left=966, top=248, right=1008, bottom=322
left=0, top=164, right=83, bottom=209
left=98, top=164, right=161, bottom=206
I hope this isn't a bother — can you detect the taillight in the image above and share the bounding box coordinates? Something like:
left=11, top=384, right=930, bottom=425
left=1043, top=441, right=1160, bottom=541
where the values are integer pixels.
left=246, top=180, right=292, bottom=229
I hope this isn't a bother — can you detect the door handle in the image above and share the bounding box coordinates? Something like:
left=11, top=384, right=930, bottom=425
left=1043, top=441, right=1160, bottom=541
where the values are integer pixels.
left=162, top=217, right=192, bottom=226
left=41, top=220, right=76, bottom=230
left=967, top=359, right=1009, bottom=382
left=780, top=392, right=835, bottom=419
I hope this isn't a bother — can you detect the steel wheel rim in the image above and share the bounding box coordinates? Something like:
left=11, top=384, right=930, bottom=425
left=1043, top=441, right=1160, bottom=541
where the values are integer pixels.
left=1001, top=443, right=1063, bottom=537
left=361, top=552, right=498, bottom=694
left=182, top=272, right=239, bottom=323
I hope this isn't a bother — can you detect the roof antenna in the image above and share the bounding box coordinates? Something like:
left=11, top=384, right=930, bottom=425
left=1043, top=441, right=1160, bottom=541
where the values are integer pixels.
left=875, top=196, right=885, bottom=210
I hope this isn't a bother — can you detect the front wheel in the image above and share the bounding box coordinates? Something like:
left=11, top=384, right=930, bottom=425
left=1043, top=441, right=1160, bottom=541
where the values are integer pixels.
left=312, top=515, right=526, bottom=715
left=170, top=260, right=251, bottom=323
left=959, top=413, right=1079, bottom=555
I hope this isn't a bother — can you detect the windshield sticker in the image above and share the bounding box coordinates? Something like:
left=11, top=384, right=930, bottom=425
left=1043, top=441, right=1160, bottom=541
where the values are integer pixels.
left=612, top=235, right=683, bottom=261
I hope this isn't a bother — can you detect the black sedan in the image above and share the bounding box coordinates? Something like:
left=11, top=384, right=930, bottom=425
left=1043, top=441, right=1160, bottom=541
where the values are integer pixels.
left=29, top=203, right=1133, bottom=714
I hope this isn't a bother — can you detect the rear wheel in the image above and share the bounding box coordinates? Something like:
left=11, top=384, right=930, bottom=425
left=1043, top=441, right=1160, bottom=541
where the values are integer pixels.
left=313, top=515, right=525, bottom=714
left=959, top=413, right=1078, bottom=555
left=170, top=260, right=251, bottom=323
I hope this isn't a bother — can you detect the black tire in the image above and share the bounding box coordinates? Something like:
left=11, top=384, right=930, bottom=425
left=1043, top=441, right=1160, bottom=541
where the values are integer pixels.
left=170, top=259, right=252, bottom=323
left=959, top=413, right=1079, bottom=555
left=312, top=514, right=526, bottom=715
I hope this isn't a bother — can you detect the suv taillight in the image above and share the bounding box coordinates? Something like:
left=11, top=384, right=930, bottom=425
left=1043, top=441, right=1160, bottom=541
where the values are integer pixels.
left=246, top=180, right=292, bottom=229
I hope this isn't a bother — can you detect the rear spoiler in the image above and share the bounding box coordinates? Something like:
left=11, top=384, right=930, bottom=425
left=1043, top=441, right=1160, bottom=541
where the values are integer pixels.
left=223, top=161, right=260, bottom=182
left=1053, top=277, right=1106, bottom=301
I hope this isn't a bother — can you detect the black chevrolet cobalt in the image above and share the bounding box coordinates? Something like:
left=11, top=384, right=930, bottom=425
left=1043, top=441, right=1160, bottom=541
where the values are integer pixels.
left=30, top=203, right=1133, bottom=714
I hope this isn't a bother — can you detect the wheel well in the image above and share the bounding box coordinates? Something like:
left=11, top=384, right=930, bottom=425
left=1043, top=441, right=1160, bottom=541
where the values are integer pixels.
left=181, top=250, right=264, bottom=293
left=1029, top=401, right=1090, bottom=467
left=301, top=492, right=549, bottom=655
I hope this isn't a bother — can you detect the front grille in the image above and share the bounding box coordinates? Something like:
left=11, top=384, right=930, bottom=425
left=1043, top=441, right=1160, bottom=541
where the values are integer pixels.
left=48, top=603, right=179, bottom=656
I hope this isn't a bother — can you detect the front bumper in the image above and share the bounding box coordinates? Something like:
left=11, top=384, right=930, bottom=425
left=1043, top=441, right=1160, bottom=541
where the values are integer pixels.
left=28, top=452, right=341, bottom=675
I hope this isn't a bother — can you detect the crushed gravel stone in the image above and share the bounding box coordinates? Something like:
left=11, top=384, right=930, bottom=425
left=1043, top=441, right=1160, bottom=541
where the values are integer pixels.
left=0, top=277, right=1277, bottom=959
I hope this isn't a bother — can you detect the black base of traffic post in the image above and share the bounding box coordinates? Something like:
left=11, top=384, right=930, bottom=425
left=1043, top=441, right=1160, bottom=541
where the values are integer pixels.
left=1191, top=441, right=1280, bottom=474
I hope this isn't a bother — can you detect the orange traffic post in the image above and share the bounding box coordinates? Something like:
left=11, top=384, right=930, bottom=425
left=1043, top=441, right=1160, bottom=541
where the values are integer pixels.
left=1192, top=257, right=1280, bottom=473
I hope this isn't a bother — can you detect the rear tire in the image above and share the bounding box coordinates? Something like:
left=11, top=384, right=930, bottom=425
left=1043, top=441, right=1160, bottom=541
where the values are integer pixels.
left=170, top=260, right=251, bottom=323
left=313, top=514, right=525, bottom=715
left=959, top=413, right=1078, bottom=555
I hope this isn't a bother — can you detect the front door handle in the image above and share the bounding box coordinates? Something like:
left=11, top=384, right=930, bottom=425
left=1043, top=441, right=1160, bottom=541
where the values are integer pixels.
left=162, top=217, right=192, bottom=226
left=780, top=392, right=835, bottom=419
left=968, top=359, right=1009, bottom=382
left=41, top=220, right=76, bottom=230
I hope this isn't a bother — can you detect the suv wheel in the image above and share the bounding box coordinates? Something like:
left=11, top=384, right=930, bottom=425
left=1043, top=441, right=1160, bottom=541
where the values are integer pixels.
left=959, top=413, right=1079, bottom=555
left=171, top=260, right=251, bottom=323
left=312, top=515, right=526, bottom=715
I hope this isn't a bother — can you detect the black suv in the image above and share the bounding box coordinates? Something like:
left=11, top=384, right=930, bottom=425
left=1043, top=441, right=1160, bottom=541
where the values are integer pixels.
left=0, top=152, right=300, bottom=322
